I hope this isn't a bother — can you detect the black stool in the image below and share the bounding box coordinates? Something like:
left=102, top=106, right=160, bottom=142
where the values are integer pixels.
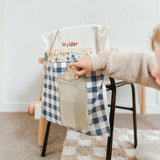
left=106, top=77, right=137, bottom=160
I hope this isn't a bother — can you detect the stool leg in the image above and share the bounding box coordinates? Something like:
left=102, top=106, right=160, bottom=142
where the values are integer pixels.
left=106, top=86, right=116, bottom=160
left=130, top=84, right=137, bottom=148
left=41, top=121, right=51, bottom=157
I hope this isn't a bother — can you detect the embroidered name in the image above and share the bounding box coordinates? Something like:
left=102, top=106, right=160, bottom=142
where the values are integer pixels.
left=62, top=41, right=78, bottom=48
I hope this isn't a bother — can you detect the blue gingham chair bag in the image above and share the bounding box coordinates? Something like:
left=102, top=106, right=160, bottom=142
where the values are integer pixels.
left=41, top=25, right=111, bottom=136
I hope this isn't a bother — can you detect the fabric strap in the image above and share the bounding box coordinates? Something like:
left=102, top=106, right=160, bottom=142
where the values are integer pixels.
left=38, top=28, right=60, bottom=103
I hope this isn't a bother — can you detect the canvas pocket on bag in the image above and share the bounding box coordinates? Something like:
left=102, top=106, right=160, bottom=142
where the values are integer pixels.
left=58, top=76, right=90, bottom=131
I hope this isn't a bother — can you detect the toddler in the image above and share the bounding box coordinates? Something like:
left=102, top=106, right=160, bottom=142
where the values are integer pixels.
left=69, top=26, right=160, bottom=90
left=69, top=25, right=160, bottom=160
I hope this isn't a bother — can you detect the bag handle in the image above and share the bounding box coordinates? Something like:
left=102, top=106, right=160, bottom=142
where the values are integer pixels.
left=38, top=28, right=60, bottom=104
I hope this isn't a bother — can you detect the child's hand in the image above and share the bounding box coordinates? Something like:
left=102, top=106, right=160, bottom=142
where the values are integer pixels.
left=152, top=67, right=160, bottom=86
left=152, top=42, right=160, bottom=85
left=68, top=56, right=93, bottom=76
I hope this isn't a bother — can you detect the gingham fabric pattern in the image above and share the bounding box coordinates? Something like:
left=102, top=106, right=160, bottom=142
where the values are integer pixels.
left=42, top=60, right=110, bottom=136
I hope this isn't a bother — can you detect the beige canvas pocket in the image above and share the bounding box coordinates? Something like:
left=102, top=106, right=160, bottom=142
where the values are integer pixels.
left=58, top=76, right=90, bottom=131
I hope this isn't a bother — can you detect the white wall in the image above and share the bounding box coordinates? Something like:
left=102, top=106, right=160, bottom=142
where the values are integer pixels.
left=0, top=0, right=160, bottom=113
left=0, top=0, right=5, bottom=108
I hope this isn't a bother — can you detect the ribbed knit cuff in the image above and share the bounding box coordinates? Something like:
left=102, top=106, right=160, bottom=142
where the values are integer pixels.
left=89, top=54, right=106, bottom=71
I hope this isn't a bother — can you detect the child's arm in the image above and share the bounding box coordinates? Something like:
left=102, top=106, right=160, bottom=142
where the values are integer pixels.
left=69, top=51, right=160, bottom=90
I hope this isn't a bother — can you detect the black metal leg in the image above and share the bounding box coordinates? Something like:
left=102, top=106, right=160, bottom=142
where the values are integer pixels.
left=106, top=78, right=116, bottom=160
left=106, top=80, right=138, bottom=160
left=41, top=121, right=51, bottom=157
left=130, top=84, right=137, bottom=148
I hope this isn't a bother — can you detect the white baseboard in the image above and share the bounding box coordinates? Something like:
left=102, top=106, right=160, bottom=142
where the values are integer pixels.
left=115, top=104, right=160, bottom=114
left=146, top=104, right=160, bottom=114
left=0, top=103, right=159, bottom=114
left=0, top=103, right=28, bottom=112
left=115, top=104, right=141, bottom=114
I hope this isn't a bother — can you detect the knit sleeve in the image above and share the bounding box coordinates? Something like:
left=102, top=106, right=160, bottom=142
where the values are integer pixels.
left=89, top=51, right=160, bottom=90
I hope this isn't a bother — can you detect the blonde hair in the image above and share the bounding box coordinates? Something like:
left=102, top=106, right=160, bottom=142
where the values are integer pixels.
left=152, top=26, right=160, bottom=50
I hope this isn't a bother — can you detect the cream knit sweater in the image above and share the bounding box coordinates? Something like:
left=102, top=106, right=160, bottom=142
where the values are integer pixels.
left=90, top=51, right=160, bottom=90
